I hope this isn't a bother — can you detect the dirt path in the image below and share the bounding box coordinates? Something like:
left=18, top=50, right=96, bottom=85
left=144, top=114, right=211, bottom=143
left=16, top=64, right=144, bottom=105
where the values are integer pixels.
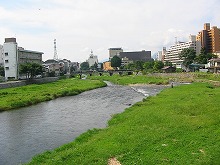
left=108, top=157, right=121, bottom=165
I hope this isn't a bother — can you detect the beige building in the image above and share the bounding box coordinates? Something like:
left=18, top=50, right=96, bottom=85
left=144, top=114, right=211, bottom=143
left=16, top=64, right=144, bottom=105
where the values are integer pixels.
left=103, top=62, right=113, bottom=71
left=197, top=23, right=220, bottom=53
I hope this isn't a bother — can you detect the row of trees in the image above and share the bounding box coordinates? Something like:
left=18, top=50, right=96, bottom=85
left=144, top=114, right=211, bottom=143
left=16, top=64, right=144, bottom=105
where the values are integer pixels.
left=179, top=47, right=217, bottom=68
left=80, top=62, right=102, bottom=71
left=110, top=55, right=165, bottom=72
left=19, top=62, right=43, bottom=79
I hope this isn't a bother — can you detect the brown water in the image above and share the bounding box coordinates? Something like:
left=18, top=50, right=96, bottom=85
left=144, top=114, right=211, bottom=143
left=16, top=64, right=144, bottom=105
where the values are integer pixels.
left=0, top=82, right=167, bottom=165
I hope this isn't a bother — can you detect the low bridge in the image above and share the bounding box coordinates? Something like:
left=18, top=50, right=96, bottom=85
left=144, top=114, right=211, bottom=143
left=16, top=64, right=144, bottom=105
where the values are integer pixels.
left=73, top=70, right=133, bottom=79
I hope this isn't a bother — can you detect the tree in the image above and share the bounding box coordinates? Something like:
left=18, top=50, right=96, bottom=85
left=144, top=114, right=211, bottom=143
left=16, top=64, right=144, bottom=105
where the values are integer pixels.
left=134, top=61, right=144, bottom=71
left=124, top=63, right=135, bottom=70
left=179, top=48, right=196, bottom=68
left=153, top=61, right=164, bottom=71
left=20, top=62, right=43, bottom=79
left=90, top=62, right=98, bottom=70
left=164, top=61, right=172, bottom=67
left=143, top=61, right=154, bottom=70
left=111, top=55, right=121, bottom=69
left=80, top=62, right=89, bottom=70
left=195, top=47, right=217, bottom=64
left=0, top=66, right=5, bottom=77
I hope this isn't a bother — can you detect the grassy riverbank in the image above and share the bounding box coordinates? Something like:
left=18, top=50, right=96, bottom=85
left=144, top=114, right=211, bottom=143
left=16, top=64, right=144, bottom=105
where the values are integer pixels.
left=0, top=78, right=106, bottom=111
left=89, top=74, right=170, bottom=85
left=27, top=78, right=220, bottom=164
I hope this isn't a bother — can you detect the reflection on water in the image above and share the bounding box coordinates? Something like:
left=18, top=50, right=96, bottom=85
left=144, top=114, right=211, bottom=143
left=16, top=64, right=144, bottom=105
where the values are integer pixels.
left=0, top=83, right=167, bottom=165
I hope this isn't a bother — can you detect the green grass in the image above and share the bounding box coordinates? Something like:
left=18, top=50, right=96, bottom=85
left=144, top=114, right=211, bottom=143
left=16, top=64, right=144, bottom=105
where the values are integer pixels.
left=89, top=74, right=169, bottom=85
left=26, top=82, right=220, bottom=165
left=0, top=78, right=106, bottom=111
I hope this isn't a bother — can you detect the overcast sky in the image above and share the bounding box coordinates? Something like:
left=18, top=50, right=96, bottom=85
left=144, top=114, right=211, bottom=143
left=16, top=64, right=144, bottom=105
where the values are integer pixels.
left=0, top=0, right=220, bottom=62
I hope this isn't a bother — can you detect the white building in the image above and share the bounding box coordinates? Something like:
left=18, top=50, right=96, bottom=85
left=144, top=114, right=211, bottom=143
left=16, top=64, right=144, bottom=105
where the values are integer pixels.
left=86, top=50, right=98, bottom=67
left=164, top=35, right=201, bottom=68
left=3, top=38, right=43, bottom=80
left=0, top=45, right=3, bottom=66
left=3, top=38, right=19, bottom=80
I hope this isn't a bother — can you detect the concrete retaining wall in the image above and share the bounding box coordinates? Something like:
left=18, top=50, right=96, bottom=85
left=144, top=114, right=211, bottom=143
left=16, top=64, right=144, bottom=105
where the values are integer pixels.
left=0, top=77, right=59, bottom=89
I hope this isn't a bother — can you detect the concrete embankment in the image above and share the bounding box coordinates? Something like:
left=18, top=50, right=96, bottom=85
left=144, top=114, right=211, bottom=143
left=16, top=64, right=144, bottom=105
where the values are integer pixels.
left=0, top=77, right=58, bottom=89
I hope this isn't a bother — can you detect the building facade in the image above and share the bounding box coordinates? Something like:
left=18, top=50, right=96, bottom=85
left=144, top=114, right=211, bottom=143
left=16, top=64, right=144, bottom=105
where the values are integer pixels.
left=3, top=38, right=43, bottom=80
left=119, top=50, right=151, bottom=62
left=86, top=50, right=98, bottom=67
left=0, top=45, right=3, bottom=66
left=18, top=47, right=43, bottom=65
left=197, top=23, right=220, bottom=53
left=164, top=35, right=201, bottom=68
left=3, top=38, right=19, bottom=80
left=103, top=61, right=113, bottom=70
left=109, top=48, right=123, bottom=60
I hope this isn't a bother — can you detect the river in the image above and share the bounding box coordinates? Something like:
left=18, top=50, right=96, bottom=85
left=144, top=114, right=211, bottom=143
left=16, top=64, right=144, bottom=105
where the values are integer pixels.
left=0, top=82, right=167, bottom=165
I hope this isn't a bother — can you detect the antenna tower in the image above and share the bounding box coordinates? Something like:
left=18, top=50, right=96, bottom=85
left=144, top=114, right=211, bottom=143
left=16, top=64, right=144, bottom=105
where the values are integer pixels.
left=53, top=39, right=58, bottom=60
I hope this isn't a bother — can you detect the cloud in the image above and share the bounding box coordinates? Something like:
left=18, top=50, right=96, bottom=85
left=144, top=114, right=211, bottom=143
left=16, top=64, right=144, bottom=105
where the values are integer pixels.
left=0, top=0, right=219, bottom=62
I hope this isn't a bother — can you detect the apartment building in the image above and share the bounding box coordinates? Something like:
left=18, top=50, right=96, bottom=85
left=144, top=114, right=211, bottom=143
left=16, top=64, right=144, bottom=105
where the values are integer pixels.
left=3, top=38, right=43, bottom=80
left=197, top=23, right=220, bottom=53
left=164, top=35, right=201, bottom=68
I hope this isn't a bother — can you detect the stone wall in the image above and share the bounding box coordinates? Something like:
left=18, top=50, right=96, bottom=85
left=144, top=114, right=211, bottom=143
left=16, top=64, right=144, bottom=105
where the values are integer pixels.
left=0, top=81, right=27, bottom=89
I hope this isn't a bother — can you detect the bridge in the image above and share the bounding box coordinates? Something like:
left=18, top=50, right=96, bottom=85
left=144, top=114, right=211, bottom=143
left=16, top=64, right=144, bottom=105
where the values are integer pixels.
left=73, top=70, right=133, bottom=78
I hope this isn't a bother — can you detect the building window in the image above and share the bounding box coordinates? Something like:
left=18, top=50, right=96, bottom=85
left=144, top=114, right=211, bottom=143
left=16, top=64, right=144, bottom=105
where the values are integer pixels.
left=5, top=52, right=8, bottom=56
left=5, top=60, right=9, bottom=63
left=5, top=67, right=9, bottom=70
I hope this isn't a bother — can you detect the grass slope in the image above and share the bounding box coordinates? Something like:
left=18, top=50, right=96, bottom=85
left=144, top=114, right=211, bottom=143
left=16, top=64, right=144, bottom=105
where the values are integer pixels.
left=0, top=79, right=106, bottom=111
left=89, top=74, right=169, bottom=85
left=27, top=82, right=220, bottom=165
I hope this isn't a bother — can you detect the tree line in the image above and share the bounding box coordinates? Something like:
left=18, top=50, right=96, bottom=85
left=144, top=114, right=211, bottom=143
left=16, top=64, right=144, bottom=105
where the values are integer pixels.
left=179, top=47, right=217, bottom=69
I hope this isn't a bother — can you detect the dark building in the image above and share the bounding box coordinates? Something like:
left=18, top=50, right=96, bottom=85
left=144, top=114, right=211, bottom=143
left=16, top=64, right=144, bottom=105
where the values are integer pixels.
left=119, top=50, right=151, bottom=62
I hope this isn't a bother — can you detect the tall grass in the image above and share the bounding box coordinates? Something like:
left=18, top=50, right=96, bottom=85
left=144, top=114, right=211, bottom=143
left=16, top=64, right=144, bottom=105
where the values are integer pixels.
left=27, top=82, right=220, bottom=164
left=0, top=78, right=106, bottom=111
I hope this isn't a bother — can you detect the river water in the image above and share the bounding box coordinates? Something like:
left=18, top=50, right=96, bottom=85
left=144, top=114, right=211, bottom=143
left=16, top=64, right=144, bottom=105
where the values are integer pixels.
left=0, top=82, right=167, bottom=165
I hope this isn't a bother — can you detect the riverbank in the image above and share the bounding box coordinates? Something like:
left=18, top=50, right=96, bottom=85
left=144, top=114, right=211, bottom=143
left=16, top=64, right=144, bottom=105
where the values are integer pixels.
left=27, top=74, right=220, bottom=164
left=0, top=78, right=106, bottom=111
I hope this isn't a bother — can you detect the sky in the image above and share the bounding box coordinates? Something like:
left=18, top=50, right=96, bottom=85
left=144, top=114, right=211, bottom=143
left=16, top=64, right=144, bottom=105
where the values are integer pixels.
left=0, top=0, right=220, bottom=63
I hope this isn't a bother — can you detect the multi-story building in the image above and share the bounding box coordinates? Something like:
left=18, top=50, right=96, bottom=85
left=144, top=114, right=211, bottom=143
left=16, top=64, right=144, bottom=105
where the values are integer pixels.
left=164, top=35, right=201, bottom=68
left=157, top=47, right=166, bottom=61
left=121, top=57, right=133, bottom=66
left=0, top=45, right=3, bottom=66
left=43, top=59, right=61, bottom=76
left=18, top=47, right=43, bottom=65
left=109, top=48, right=123, bottom=60
left=86, top=50, right=98, bottom=67
left=197, top=23, right=220, bottom=53
left=119, top=50, right=152, bottom=62
left=3, top=38, right=43, bottom=80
